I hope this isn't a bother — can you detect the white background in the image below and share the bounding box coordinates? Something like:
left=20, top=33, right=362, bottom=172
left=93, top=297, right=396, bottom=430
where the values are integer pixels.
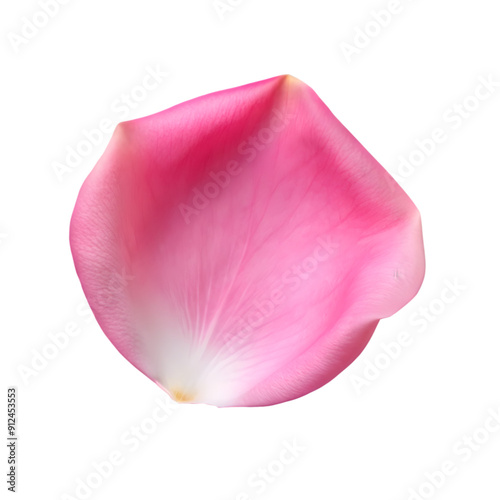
left=1, top=0, right=500, bottom=499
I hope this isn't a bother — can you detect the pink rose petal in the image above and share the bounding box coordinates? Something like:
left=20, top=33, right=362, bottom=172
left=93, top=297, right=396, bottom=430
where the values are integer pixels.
left=70, top=75, right=425, bottom=407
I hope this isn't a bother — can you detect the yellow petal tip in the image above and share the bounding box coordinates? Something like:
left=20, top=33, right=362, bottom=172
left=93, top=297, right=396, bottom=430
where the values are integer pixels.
left=170, top=388, right=195, bottom=403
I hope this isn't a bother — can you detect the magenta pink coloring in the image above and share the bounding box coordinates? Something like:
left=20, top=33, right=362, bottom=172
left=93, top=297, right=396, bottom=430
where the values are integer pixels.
left=70, top=75, right=425, bottom=407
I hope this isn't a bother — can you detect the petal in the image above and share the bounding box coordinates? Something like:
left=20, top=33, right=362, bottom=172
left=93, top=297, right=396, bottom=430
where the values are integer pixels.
left=70, top=75, right=425, bottom=407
